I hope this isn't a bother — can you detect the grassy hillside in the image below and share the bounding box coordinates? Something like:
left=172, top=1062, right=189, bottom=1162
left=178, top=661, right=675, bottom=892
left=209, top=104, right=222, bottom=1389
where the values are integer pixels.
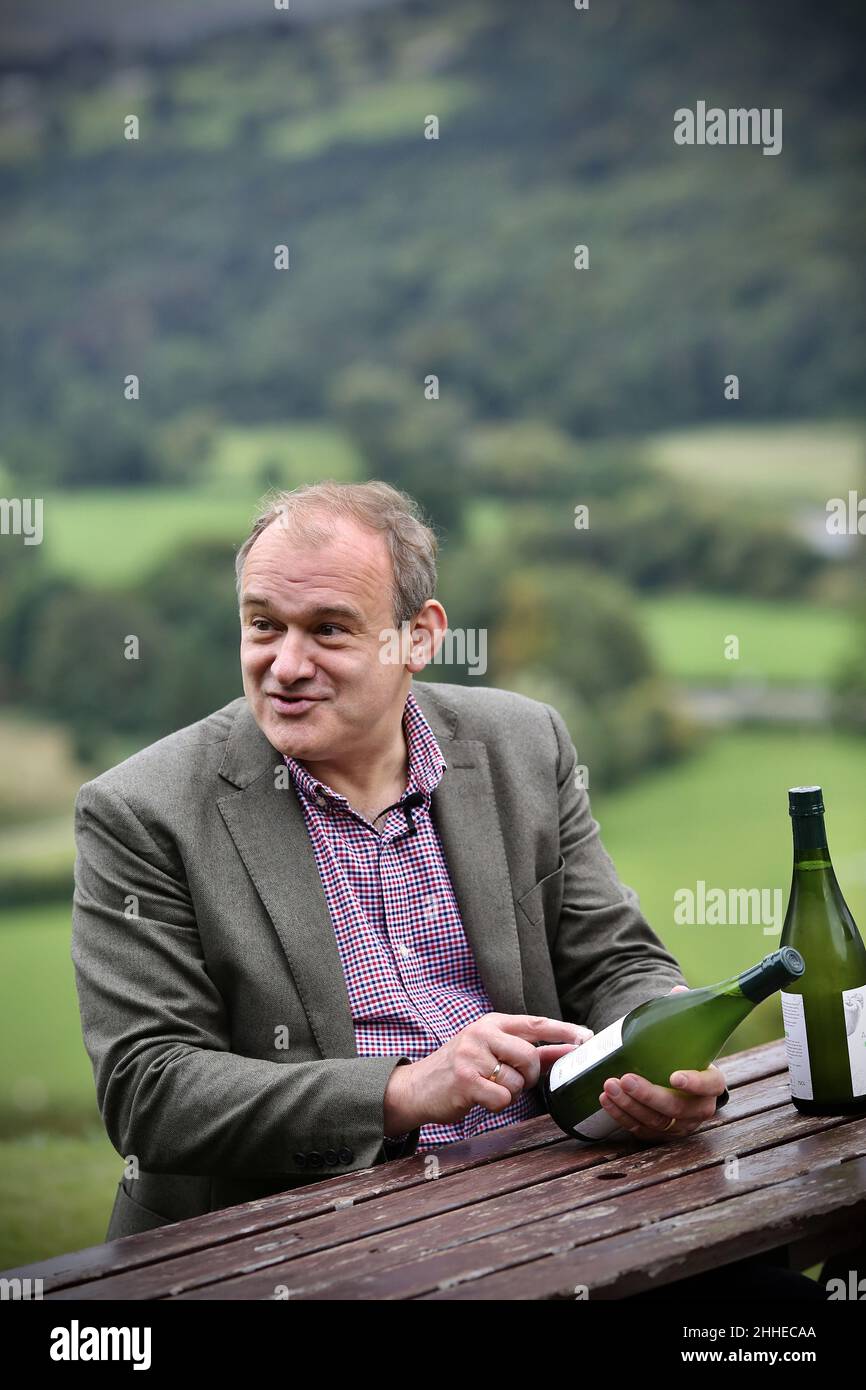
left=22, top=417, right=861, bottom=587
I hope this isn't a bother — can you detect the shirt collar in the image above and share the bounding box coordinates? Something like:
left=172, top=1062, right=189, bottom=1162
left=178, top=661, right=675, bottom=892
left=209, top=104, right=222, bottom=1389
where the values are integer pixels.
left=282, top=687, right=447, bottom=811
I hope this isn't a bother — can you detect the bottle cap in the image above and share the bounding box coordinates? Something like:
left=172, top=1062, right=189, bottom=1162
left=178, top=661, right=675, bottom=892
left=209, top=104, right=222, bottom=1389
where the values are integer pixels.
left=739, top=947, right=805, bottom=1001
left=788, top=786, right=824, bottom=817
left=778, top=946, right=805, bottom=977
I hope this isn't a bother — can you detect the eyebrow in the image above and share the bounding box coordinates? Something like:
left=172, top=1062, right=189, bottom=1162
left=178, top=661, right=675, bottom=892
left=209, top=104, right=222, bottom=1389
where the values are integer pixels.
left=240, top=594, right=365, bottom=626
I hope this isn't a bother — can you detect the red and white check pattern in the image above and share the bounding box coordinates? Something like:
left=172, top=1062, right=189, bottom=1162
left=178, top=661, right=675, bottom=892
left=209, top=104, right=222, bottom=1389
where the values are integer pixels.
left=283, top=688, right=542, bottom=1148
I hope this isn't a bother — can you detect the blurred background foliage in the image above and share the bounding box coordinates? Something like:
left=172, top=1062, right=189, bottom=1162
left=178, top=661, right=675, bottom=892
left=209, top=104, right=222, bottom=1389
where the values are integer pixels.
left=0, top=0, right=864, bottom=1263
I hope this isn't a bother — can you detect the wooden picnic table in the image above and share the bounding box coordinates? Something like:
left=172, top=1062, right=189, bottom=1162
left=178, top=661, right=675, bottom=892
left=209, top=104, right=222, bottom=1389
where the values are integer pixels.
left=6, top=1038, right=866, bottom=1300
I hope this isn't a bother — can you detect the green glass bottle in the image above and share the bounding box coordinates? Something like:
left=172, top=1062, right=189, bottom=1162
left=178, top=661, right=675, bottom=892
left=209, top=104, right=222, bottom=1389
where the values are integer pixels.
left=779, top=786, right=866, bottom=1115
left=543, top=948, right=804, bottom=1141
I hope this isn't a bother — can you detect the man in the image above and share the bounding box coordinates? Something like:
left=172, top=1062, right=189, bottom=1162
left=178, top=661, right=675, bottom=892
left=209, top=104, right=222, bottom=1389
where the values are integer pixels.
left=72, top=479, right=727, bottom=1247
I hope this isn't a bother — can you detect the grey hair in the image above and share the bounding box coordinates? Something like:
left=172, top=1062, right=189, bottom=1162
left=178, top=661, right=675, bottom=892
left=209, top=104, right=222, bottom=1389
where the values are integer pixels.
left=234, top=479, right=439, bottom=626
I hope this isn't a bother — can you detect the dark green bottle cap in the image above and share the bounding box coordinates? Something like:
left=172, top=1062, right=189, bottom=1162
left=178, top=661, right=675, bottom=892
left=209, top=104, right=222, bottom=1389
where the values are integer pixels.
left=788, top=786, right=824, bottom=817
left=739, top=947, right=805, bottom=1001
left=778, top=946, right=805, bottom=977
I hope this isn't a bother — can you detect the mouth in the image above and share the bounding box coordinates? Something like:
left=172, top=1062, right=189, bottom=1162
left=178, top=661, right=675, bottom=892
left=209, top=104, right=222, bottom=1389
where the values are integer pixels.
left=266, top=692, right=324, bottom=717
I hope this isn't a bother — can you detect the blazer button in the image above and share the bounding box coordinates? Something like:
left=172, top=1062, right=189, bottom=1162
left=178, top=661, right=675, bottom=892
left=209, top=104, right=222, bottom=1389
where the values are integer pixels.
left=324, top=1149, right=339, bottom=1167
left=338, top=1147, right=354, bottom=1165
left=307, top=1151, right=324, bottom=1168
left=293, top=1152, right=307, bottom=1168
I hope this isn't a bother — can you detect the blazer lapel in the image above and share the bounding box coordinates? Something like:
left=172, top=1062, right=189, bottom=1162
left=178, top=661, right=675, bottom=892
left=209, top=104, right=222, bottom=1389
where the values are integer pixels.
left=413, top=682, right=528, bottom=1017
left=215, top=685, right=527, bottom=1061
left=216, top=699, right=358, bottom=1059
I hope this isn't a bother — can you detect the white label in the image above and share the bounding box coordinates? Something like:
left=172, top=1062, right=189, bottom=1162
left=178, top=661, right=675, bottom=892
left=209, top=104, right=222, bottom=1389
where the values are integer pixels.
left=548, top=1015, right=624, bottom=1092
left=843, top=984, right=866, bottom=1097
left=781, top=991, right=813, bottom=1099
left=572, top=1106, right=621, bottom=1141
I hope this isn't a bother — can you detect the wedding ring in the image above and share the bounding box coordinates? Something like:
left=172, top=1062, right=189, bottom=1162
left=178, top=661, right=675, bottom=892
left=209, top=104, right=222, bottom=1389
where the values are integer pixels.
left=488, top=1061, right=503, bottom=1082
left=663, top=1115, right=677, bottom=1132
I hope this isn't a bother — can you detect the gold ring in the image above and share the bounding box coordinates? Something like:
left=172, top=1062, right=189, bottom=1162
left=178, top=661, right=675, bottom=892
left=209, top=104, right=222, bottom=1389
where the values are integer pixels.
left=663, top=1115, right=677, bottom=1132
left=488, top=1061, right=503, bottom=1082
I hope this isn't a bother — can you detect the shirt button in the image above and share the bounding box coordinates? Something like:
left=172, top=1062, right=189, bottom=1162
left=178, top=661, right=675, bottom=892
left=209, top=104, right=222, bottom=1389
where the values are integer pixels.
left=316, top=794, right=327, bottom=808
left=399, top=943, right=410, bottom=958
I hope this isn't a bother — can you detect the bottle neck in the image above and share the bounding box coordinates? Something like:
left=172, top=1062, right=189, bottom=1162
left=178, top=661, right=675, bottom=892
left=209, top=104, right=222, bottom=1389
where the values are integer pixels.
left=791, top=812, right=831, bottom=869
left=737, top=948, right=805, bottom=1003
left=785, top=810, right=864, bottom=954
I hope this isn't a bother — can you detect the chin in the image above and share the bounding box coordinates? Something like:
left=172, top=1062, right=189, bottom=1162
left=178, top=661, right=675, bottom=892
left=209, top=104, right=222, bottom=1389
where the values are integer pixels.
left=265, top=704, right=326, bottom=753
left=268, top=727, right=311, bottom=760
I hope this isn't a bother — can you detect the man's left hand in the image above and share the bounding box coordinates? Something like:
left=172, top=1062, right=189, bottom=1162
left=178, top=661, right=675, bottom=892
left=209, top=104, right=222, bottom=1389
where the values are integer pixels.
left=597, top=986, right=728, bottom=1142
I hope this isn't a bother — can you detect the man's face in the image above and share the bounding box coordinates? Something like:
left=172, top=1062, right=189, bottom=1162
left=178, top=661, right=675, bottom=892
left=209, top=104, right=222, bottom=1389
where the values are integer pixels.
left=239, top=514, right=409, bottom=763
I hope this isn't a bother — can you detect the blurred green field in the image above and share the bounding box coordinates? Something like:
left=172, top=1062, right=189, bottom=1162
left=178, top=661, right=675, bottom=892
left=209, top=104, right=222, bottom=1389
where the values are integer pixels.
left=645, top=420, right=864, bottom=508
left=58, top=69, right=475, bottom=161
left=265, top=78, right=475, bottom=159
left=0, top=816, right=73, bottom=908
left=39, top=422, right=362, bottom=585
left=41, top=489, right=254, bottom=587
left=0, top=907, right=119, bottom=1266
left=0, top=1133, right=119, bottom=1268
left=640, top=594, right=855, bottom=685
left=208, top=422, right=362, bottom=489
left=1, top=725, right=863, bottom=1267
left=0, top=715, right=88, bottom=828
left=33, top=416, right=864, bottom=591
left=0, top=908, right=98, bottom=1123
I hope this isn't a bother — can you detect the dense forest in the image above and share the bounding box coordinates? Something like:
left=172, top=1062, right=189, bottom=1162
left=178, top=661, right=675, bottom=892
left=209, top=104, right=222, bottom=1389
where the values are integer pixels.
left=0, top=0, right=864, bottom=478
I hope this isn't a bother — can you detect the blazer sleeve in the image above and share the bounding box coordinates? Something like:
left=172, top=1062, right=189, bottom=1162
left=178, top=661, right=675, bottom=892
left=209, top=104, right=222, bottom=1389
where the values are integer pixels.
left=543, top=704, right=690, bottom=1035
left=71, top=778, right=411, bottom=1178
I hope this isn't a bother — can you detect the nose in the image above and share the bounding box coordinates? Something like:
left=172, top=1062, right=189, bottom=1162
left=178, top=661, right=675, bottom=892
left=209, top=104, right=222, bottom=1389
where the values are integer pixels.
left=269, top=629, right=317, bottom=687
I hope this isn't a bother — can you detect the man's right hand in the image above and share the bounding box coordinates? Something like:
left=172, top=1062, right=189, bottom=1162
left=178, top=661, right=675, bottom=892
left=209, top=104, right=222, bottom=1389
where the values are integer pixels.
left=383, top=1012, right=593, bottom=1135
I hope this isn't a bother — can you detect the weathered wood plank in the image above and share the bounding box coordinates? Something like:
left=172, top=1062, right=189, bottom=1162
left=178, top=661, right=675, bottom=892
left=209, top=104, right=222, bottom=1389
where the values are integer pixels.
left=44, top=1101, right=858, bottom=1299
left=0, top=1036, right=790, bottom=1296
left=716, top=1038, right=785, bottom=1087
left=0, top=1111, right=562, bottom=1289
left=166, top=1117, right=864, bottom=1300
left=421, top=1154, right=866, bottom=1300
left=704, top=1069, right=793, bottom=1125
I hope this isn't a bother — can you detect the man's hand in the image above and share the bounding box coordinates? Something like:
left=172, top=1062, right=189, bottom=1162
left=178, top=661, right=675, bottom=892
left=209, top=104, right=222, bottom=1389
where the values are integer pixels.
left=596, top=985, right=728, bottom=1143
left=384, top=1012, right=593, bottom=1135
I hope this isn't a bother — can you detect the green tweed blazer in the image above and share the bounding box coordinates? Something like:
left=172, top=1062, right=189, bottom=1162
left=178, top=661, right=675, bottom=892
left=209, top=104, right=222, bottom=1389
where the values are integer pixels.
left=70, top=680, right=686, bottom=1240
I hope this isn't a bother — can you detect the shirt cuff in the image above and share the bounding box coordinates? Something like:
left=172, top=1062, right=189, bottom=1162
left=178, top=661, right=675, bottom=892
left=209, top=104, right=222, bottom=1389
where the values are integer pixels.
left=382, top=1128, right=421, bottom=1159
